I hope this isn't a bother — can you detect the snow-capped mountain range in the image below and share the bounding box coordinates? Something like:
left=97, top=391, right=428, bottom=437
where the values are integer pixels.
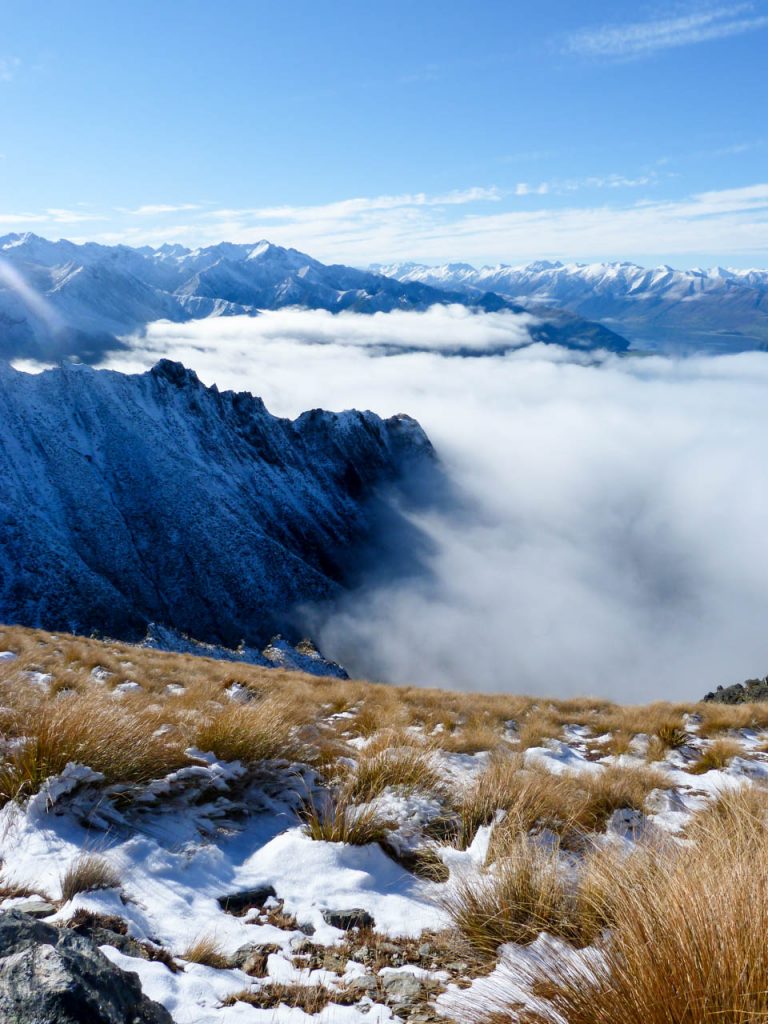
left=0, top=358, right=433, bottom=646
left=373, top=260, right=768, bottom=352
left=0, top=233, right=627, bottom=360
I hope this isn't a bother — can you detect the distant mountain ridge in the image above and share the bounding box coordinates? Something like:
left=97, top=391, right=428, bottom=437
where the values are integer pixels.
left=373, top=259, right=768, bottom=353
left=0, top=233, right=628, bottom=360
left=0, top=358, right=433, bottom=647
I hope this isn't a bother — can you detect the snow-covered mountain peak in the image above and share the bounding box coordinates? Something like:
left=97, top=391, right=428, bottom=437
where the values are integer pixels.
left=0, top=235, right=630, bottom=361
left=381, top=258, right=768, bottom=352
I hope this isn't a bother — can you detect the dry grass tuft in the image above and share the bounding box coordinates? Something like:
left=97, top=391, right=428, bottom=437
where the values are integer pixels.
left=687, top=783, right=768, bottom=840
left=298, top=788, right=394, bottom=846
left=0, top=694, right=189, bottom=802
left=181, top=935, right=229, bottom=969
left=515, top=711, right=562, bottom=752
left=696, top=701, right=768, bottom=738
left=191, top=699, right=301, bottom=764
left=60, top=854, right=121, bottom=902
left=346, top=744, right=442, bottom=802
left=687, top=737, right=744, bottom=774
left=463, top=760, right=667, bottom=859
left=578, top=763, right=668, bottom=830
left=222, top=984, right=340, bottom=1011
left=441, top=834, right=610, bottom=960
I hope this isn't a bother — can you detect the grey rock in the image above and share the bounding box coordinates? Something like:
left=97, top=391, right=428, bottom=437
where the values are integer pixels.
left=0, top=910, right=172, bottom=1023
left=345, top=973, right=379, bottom=997
left=229, top=942, right=280, bottom=976
left=703, top=675, right=768, bottom=704
left=217, top=886, right=277, bottom=916
left=10, top=900, right=56, bottom=919
left=381, top=970, right=425, bottom=1003
left=321, top=908, right=375, bottom=931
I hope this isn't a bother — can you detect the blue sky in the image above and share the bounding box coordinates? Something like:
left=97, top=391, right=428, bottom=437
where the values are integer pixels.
left=1, top=0, right=766, bottom=266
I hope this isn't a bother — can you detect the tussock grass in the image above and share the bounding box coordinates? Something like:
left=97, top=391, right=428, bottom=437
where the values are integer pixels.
left=578, top=763, right=668, bottom=829
left=696, top=701, right=768, bottom=737
left=191, top=699, right=301, bottom=764
left=515, top=711, right=562, bottom=752
left=442, top=834, right=610, bottom=960
left=181, top=935, right=229, bottom=968
left=603, top=730, right=632, bottom=756
left=453, top=754, right=556, bottom=849
left=346, top=744, right=442, bottom=801
left=687, top=782, right=768, bottom=839
left=0, top=695, right=189, bottom=802
left=454, top=801, right=768, bottom=1024
left=460, top=759, right=668, bottom=858
left=60, top=854, right=121, bottom=902
left=440, top=715, right=507, bottom=755
left=687, top=737, right=743, bottom=774
left=298, top=789, right=394, bottom=845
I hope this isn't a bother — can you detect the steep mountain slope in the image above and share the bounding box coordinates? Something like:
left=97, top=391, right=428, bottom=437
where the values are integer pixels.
left=376, top=260, right=768, bottom=352
left=0, top=234, right=628, bottom=360
left=0, top=359, right=434, bottom=645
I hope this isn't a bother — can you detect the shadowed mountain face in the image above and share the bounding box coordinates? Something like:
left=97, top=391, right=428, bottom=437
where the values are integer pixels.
left=0, top=234, right=629, bottom=361
left=0, top=359, right=435, bottom=646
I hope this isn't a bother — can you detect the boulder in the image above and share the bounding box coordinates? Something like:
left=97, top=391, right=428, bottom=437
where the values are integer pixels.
left=0, top=910, right=172, bottom=1023
left=321, top=908, right=375, bottom=931
left=217, top=885, right=277, bottom=916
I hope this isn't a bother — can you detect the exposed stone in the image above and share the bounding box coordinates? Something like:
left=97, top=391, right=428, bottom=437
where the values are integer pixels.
left=344, top=973, right=379, bottom=998
left=10, top=900, right=56, bottom=919
left=321, top=908, right=375, bottom=931
left=381, top=970, right=426, bottom=1004
left=217, top=885, right=277, bottom=916
left=230, top=942, right=281, bottom=976
left=0, top=910, right=172, bottom=1023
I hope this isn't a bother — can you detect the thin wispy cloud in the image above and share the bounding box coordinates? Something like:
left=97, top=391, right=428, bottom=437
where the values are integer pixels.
left=8, top=179, right=768, bottom=267
left=0, top=57, right=20, bottom=82
left=205, top=187, right=503, bottom=224
left=101, top=180, right=768, bottom=265
left=125, top=203, right=202, bottom=216
left=565, top=4, right=768, bottom=59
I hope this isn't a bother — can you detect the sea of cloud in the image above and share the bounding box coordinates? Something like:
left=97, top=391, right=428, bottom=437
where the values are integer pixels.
left=106, top=307, right=768, bottom=702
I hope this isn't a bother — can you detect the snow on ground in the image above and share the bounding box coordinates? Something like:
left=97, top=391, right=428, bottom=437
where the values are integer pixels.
left=0, top=706, right=767, bottom=1023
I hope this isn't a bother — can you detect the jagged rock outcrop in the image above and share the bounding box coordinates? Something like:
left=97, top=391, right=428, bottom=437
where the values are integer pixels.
left=0, top=359, right=434, bottom=647
left=0, top=911, right=172, bottom=1024
left=142, top=623, right=349, bottom=677
left=703, top=674, right=768, bottom=704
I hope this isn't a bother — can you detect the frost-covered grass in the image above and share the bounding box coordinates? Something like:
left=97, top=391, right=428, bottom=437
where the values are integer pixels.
left=2, top=624, right=768, bottom=1023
